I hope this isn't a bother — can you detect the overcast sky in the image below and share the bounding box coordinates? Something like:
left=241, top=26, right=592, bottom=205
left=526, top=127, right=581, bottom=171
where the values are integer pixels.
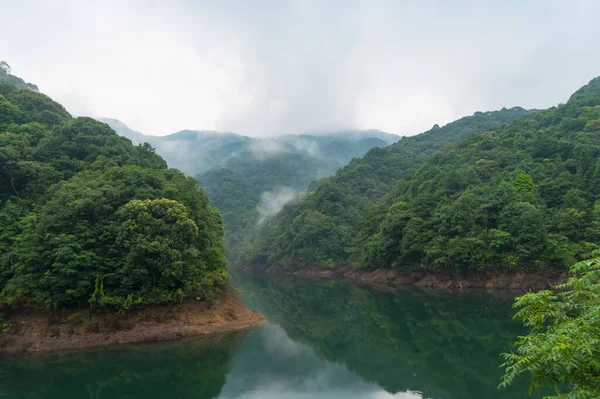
left=2, top=0, right=600, bottom=136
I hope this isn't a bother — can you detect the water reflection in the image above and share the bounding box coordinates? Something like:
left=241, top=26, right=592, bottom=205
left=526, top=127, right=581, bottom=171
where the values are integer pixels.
left=0, top=332, right=242, bottom=398
left=231, top=274, right=545, bottom=399
left=220, top=324, right=423, bottom=399
left=0, top=274, right=544, bottom=398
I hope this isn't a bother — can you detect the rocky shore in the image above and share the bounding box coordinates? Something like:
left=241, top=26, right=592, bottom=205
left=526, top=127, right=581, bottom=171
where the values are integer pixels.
left=232, top=264, right=567, bottom=291
left=0, top=293, right=263, bottom=354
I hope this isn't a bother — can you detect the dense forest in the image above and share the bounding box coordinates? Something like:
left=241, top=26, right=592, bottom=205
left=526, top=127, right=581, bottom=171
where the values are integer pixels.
left=197, top=135, right=395, bottom=261
left=102, top=118, right=400, bottom=262
left=240, top=106, right=533, bottom=266
left=0, top=69, right=227, bottom=310
left=241, top=78, right=600, bottom=273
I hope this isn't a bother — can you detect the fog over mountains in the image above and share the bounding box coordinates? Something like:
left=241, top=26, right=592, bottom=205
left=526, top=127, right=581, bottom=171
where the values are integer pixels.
left=99, top=117, right=401, bottom=260
left=98, top=117, right=400, bottom=175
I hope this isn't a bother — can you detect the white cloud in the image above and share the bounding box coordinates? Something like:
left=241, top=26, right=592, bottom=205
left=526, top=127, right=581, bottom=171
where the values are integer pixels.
left=2, top=0, right=600, bottom=136
left=257, top=187, right=298, bottom=225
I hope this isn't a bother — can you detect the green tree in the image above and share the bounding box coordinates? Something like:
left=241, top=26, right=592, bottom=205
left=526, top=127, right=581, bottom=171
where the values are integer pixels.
left=115, top=198, right=210, bottom=297
left=0, top=61, right=10, bottom=74
left=0, top=72, right=227, bottom=309
left=500, top=258, right=600, bottom=398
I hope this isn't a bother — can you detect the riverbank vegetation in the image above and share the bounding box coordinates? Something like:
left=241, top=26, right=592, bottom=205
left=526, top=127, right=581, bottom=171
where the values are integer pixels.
left=501, top=257, right=600, bottom=398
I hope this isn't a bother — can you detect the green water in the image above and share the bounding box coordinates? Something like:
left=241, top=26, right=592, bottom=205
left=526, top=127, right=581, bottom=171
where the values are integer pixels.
left=0, top=274, right=547, bottom=398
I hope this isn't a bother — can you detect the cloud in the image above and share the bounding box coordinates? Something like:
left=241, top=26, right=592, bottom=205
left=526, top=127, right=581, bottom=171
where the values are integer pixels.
left=258, top=187, right=298, bottom=225
left=287, top=138, right=322, bottom=158
left=2, top=1, right=600, bottom=136
left=247, top=139, right=286, bottom=159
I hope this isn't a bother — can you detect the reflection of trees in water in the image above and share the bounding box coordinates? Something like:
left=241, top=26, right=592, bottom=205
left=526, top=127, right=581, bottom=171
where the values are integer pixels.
left=233, top=274, right=544, bottom=399
left=0, top=332, right=245, bottom=399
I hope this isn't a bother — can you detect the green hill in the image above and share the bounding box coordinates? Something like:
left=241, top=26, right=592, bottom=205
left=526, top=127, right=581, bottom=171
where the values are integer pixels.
left=196, top=133, right=398, bottom=261
left=100, top=118, right=400, bottom=261
left=0, top=72, right=227, bottom=309
left=244, top=78, right=600, bottom=273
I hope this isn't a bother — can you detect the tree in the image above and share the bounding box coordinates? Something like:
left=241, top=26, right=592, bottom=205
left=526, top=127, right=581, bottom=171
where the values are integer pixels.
left=500, top=257, right=600, bottom=398
left=116, top=198, right=201, bottom=294
left=0, top=61, right=10, bottom=74
left=512, top=172, right=537, bottom=195
left=0, top=76, right=227, bottom=309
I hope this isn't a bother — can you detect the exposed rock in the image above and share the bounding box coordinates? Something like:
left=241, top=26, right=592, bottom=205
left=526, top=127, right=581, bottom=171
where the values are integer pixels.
left=0, top=294, right=263, bottom=354
left=231, top=264, right=567, bottom=291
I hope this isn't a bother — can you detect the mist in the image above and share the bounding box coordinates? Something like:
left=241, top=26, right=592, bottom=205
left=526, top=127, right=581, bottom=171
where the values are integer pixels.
left=257, top=187, right=299, bottom=225
left=2, top=1, right=600, bottom=137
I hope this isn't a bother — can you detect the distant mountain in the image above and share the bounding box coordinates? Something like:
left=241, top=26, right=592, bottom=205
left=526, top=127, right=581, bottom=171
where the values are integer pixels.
left=97, top=117, right=149, bottom=143
left=98, top=118, right=401, bottom=260
left=97, top=118, right=252, bottom=174
left=98, top=118, right=401, bottom=176
left=280, top=129, right=400, bottom=145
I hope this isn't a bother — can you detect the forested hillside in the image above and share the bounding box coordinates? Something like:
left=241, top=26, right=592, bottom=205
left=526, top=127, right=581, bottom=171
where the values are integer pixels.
left=241, top=106, right=536, bottom=266
left=354, top=78, right=600, bottom=271
left=198, top=133, right=397, bottom=261
left=101, top=118, right=400, bottom=261
left=0, top=74, right=227, bottom=309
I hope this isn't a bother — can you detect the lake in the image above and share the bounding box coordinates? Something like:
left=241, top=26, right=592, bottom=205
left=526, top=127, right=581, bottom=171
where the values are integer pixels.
left=0, top=273, right=546, bottom=398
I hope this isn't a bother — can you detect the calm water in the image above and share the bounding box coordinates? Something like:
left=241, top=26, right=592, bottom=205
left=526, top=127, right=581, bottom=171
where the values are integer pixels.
left=0, top=274, right=546, bottom=398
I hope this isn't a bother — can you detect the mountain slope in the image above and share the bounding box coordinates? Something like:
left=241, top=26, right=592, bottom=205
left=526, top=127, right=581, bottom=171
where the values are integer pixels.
left=100, top=118, right=400, bottom=260
left=241, top=106, right=538, bottom=266
left=246, top=78, right=600, bottom=273
left=0, top=63, right=38, bottom=91
left=196, top=132, right=398, bottom=261
left=98, top=118, right=252, bottom=174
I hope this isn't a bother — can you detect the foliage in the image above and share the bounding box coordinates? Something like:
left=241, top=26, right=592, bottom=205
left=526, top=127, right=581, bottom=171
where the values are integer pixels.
left=0, top=62, right=38, bottom=91
left=244, top=77, right=600, bottom=274
left=196, top=135, right=396, bottom=262
left=103, top=117, right=399, bottom=263
left=242, top=106, right=535, bottom=267
left=500, top=257, right=600, bottom=398
left=0, top=72, right=227, bottom=309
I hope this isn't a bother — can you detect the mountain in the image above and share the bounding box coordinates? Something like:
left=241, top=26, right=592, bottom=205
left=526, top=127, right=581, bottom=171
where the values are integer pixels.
left=99, top=118, right=401, bottom=260
left=97, top=118, right=252, bottom=174
left=244, top=77, right=600, bottom=273
left=240, top=105, right=541, bottom=266
left=195, top=132, right=399, bottom=261
left=0, top=75, right=227, bottom=309
left=99, top=118, right=400, bottom=175
left=97, top=117, right=150, bottom=144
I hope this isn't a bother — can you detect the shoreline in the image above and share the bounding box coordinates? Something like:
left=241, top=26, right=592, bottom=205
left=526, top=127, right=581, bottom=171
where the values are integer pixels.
left=232, top=264, right=567, bottom=291
left=0, top=293, right=264, bottom=354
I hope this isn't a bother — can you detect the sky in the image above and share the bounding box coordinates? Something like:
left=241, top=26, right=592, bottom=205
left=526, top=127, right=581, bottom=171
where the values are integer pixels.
left=2, top=0, right=600, bottom=137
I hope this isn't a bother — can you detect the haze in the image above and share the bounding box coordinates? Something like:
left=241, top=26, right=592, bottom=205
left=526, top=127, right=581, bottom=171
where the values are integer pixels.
left=2, top=0, right=600, bottom=136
